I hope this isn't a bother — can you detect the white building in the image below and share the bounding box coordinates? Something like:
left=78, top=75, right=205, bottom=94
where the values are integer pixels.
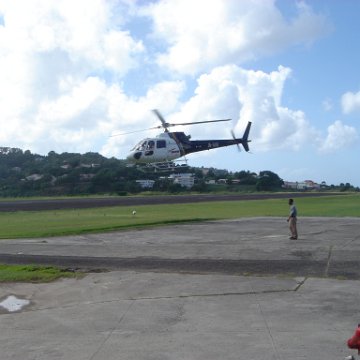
left=169, top=173, right=195, bottom=189
left=25, top=174, right=43, bottom=181
left=282, top=180, right=320, bottom=190
left=136, top=180, right=155, bottom=189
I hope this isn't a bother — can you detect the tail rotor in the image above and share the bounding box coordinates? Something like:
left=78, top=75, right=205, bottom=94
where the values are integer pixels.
left=231, top=129, right=242, bottom=152
left=231, top=122, right=252, bottom=152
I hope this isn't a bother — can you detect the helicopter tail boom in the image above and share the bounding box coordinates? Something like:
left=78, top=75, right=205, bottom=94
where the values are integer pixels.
left=182, top=121, right=252, bottom=155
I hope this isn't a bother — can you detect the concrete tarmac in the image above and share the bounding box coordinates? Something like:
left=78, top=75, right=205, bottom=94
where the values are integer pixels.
left=0, top=217, right=360, bottom=360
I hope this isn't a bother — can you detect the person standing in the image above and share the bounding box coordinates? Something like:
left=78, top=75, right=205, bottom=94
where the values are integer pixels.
left=287, top=198, right=298, bottom=240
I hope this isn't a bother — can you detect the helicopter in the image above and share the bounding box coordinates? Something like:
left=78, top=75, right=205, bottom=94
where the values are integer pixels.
left=114, top=110, right=252, bottom=170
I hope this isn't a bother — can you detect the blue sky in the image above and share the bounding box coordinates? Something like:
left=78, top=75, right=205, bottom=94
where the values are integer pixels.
left=0, top=0, right=359, bottom=186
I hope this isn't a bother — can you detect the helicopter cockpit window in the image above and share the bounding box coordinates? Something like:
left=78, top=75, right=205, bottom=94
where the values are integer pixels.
left=147, top=140, right=155, bottom=150
left=156, top=140, right=166, bottom=148
left=131, top=141, right=147, bottom=151
left=145, top=140, right=155, bottom=156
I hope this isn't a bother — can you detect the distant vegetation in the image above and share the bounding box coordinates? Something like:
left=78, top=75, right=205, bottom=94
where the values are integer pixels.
left=0, top=147, right=358, bottom=197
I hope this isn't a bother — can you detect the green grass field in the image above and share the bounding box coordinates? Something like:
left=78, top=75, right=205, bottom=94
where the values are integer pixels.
left=0, top=194, right=359, bottom=239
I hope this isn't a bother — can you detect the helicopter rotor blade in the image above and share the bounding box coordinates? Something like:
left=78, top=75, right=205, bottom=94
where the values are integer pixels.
left=152, top=109, right=169, bottom=128
left=110, top=129, right=147, bottom=137
left=167, top=118, right=231, bottom=127
left=110, top=124, right=162, bottom=137
left=111, top=110, right=232, bottom=137
left=111, top=110, right=168, bottom=137
left=152, top=108, right=231, bottom=129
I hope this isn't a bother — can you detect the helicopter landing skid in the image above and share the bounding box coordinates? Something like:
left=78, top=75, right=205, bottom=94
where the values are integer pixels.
left=140, top=160, right=189, bottom=172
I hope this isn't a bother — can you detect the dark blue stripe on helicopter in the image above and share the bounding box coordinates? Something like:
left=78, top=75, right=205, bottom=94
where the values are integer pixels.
left=183, top=139, right=247, bottom=155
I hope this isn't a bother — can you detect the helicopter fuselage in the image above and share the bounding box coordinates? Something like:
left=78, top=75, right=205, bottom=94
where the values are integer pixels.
left=126, top=121, right=251, bottom=165
left=126, top=133, right=181, bottom=164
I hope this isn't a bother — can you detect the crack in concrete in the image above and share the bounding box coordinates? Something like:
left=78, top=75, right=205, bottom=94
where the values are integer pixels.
left=89, top=300, right=135, bottom=360
left=0, top=278, right=308, bottom=315
left=128, top=284, right=307, bottom=301
left=342, top=234, right=360, bottom=248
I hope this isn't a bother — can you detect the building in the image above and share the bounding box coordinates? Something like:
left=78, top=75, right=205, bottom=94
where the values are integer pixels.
left=303, top=180, right=320, bottom=190
left=136, top=180, right=155, bottom=189
left=282, top=180, right=320, bottom=190
left=25, top=174, right=43, bottom=181
left=169, top=173, right=195, bottom=189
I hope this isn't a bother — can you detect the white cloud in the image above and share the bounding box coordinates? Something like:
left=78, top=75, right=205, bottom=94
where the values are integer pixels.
left=0, top=0, right=144, bottom=73
left=0, top=0, right=143, bottom=114
left=0, top=0, right=355, bottom=165
left=15, top=77, right=186, bottom=156
left=167, top=64, right=319, bottom=152
left=101, top=80, right=186, bottom=158
left=157, top=64, right=358, bottom=157
left=0, top=0, right=145, bottom=153
left=341, top=90, right=360, bottom=114
left=143, top=0, right=330, bottom=75
left=319, top=120, right=358, bottom=153
left=37, top=77, right=107, bottom=126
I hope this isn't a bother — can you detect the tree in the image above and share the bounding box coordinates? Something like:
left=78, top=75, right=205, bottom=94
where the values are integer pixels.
left=192, top=179, right=207, bottom=192
left=235, top=170, right=257, bottom=185
left=256, top=171, right=283, bottom=191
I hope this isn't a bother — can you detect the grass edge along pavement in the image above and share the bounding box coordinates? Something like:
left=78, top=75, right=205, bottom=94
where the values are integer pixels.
left=0, top=264, right=79, bottom=283
left=0, top=194, right=359, bottom=239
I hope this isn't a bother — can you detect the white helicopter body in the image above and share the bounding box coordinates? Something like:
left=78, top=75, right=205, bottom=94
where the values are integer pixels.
left=116, top=110, right=251, bottom=169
